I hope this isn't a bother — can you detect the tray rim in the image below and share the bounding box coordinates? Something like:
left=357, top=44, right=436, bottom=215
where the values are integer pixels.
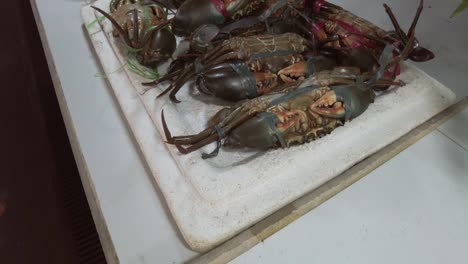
left=81, top=2, right=458, bottom=252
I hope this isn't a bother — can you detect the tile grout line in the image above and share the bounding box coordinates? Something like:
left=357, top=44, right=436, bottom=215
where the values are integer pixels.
left=436, top=128, right=468, bottom=152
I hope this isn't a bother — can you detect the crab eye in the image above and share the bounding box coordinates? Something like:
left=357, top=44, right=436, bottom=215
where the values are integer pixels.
left=410, top=47, right=435, bottom=62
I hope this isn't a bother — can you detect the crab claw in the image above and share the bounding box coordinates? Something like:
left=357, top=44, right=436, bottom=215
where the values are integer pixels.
left=278, top=61, right=307, bottom=83
left=254, top=72, right=279, bottom=95
left=278, top=56, right=337, bottom=83
left=196, top=60, right=280, bottom=101
left=310, top=91, right=346, bottom=119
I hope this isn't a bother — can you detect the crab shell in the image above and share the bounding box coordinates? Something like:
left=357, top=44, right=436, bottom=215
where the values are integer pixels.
left=171, top=0, right=263, bottom=36
left=224, top=83, right=374, bottom=149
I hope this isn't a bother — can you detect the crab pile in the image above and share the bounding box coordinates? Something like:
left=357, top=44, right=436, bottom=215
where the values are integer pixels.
left=94, top=0, right=433, bottom=158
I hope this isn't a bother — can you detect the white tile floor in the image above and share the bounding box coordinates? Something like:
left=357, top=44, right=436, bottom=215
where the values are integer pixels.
left=233, top=129, right=468, bottom=264
left=439, top=109, right=468, bottom=151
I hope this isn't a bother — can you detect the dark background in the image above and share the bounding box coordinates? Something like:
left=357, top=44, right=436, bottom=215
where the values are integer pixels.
left=0, top=1, right=106, bottom=263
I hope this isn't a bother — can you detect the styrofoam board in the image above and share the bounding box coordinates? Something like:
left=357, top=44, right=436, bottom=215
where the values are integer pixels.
left=82, top=2, right=456, bottom=252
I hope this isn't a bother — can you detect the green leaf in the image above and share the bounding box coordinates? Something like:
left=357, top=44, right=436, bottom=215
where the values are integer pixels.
left=143, top=5, right=150, bottom=29
left=126, top=56, right=160, bottom=80
left=144, top=25, right=158, bottom=34
left=124, top=44, right=144, bottom=53
left=94, top=72, right=109, bottom=79
left=86, top=15, right=105, bottom=29
left=451, top=1, right=468, bottom=18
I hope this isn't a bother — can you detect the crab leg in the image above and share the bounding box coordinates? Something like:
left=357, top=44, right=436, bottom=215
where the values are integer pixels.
left=408, top=0, right=424, bottom=38
left=161, top=98, right=268, bottom=154
left=383, top=4, right=408, bottom=44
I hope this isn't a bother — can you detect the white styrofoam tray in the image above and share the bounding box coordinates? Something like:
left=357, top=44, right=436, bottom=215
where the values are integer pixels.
left=82, top=1, right=456, bottom=251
